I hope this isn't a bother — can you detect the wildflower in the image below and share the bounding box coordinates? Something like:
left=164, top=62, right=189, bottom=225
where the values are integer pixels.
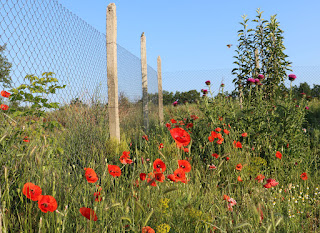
left=241, top=132, right=247, bottom=137
left=167, top=174, right=176, bottom=182
left=215, top=127, right=221, bottom=132
left=191, top=115, right=198, bottom=120
left=154, top=173, right=165, bottom=182
left=258, top=74, right=264, bottom=80
left=233, top=141, right=242, bottom=148
left=153, top=159, right=166, bottom=173
left=174, top=168, right=187, bottom=183
left=142, top=226, right=155, bottom=233
left=84, top=168, right=99, bottom=183
left=23, top=136, right=30, bottom=142
left=147, top=176, right=157, bottom=186
left=1, top=90, right=11, bottom=98
left=183, top=147, right=189, bottom=153
left=172, top=101, right=178, bottom=106
left=79, top=207, right=98, bottom=221
left=94, top=187, right=102, bottom=202
left=223, top=195, right=230, bottom=200
left=178, top=160, right=191, bottom=173
left=221, top=83, right=225, bottom=87
left=140, top=173, right=147, bottom=181
left=38, top=195, right=58, bottom=213
left=22, top=183, right=42, bottom=201
left=288, top=74, right=296, bottom=81
left=247, top=78, right=255, bottom=84
left=217, top=138, right=224, bottom=144
left=0, top=104, right=9, bottom=111
left=186, top=123, right=193, bottom=128
left=255, top=78, right=260, bottom=83
left=255, top=174, right=265, bottom=183
left=300, top=172, right=308, bottom=180
left=212, top=153, right=219, bottom=159
left=223, top=129, right=229, bottom=135
left=170, top=119, right=177, bottom=123
left=276, top=151, right=282, bottom=159
left=142, top=135, right=149, bottom=141
left=264, top=179, right=279, bottom=188
left=237, top=176, right=243, bottom=182
left=227, top=198, right=237, bottom=211
left=170, top=128, right=191, bottom=148
left=205, top=80, right=211, bottom=85
left=165, top=123, right=171, bottom=130
left=209, top=164, right=216, bottom=169
left=156, top=223, right=171, bottom=233
left=159, top=143, right=164, bottom=149
left=305, top=106, right=309, bottom=110
left=226, top=157, right=230, bottom=161
left=120, top=151, right=133, bottom=164
left=108, top=165, right=121, bottom=177
left=235, top=163, right=243, bottom=171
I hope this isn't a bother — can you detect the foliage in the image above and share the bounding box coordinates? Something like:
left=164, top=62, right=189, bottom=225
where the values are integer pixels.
left=0, top=44, right=12, bottom=88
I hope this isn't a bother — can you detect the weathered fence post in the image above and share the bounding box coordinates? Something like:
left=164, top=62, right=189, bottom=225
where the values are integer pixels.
left=140, top=32, right=149, bottom=132
left=157, top=56, right=164, bottom=125
left=106, top=3, right=120, bottom=142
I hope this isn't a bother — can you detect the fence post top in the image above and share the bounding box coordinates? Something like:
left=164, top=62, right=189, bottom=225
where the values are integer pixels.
left=107, top=3, right=116, bottom=11
left=141, top=32, right=145, bottom=38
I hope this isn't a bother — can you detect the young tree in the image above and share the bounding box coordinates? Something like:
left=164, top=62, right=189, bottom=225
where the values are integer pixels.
left=0, top=44, right=12, bottom=88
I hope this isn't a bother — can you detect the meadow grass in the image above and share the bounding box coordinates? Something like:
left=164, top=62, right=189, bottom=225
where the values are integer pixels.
left=0, top=91, right=319, bottom=232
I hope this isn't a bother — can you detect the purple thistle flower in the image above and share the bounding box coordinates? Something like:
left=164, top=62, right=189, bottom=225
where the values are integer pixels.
left=258, top=74, right=264, bottom=80
left=172, top=101, right=178, bottom=106
left=205, top=80, right=211, bottom=85
left=288, top=74, right=296, bottom=81
left=247, top=78, right=255, bottom=84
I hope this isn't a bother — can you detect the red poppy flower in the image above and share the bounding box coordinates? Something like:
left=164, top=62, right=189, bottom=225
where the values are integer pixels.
left=142, top=226, right=155, bottom=233
left=217, top=133, right=223, bottom=140
left=23, top=136, right=30, bottom=142
left=0, top=104, right=9, bottom=111
left=153, top=159, right=166, bottom=173
left=242, top=132, right=247, bottom=137
left=209, top=164, right=216, bottom=169
left=108, top=165, right=121, bottom=177
left=79, top=207, right=98, bottom=221
left=174, top=168, right=186, bottom=182
left=120, top=154, right=133, bottom=164
left=300, top=172, right=308, bottom=180
left=167, top=174, right=176, bottom=182
left=223, top=129, right=229, bottom=135
left=178, top=160, right=191, bottom=173
left=38, top=195, right=58, bottom=213
left=140, top=173, right=147, bottom=181
left=165, top=123, right=171, bottom=130
left=170, top=128, right=191, bottom=148
left=1, top=90, right=11, bottom=98
left=217, top=138, right=224, bottom=144
left=154, top=173, right=165, bottom=182
left=142, top=135, right=149, bottom=141
left=223, top=195, right=230, bottom=201
left=264, top=179, right=279, bottom=188
left=22, top=183, right=42, bottom=201
left=276, top=151, right=282, bottom=159
left=235, top=163, right=243, bottom=171
left=233, top=141, right=242, bottom=148
left=191, top=115, right=199, bottom=120
left=186, top=123, right=193, bottom=129
left=183, top=147, right=189, bottom=153
left=215, top=127, right=221, bottom=132
left=94, top=191, right=102, bottom=202
left=170, top=119, right=177, bottom=123
left=179, top=120, right=184, bottom=125
left=226, top=157, right=230, bottom=161
left=212, top=153, right=219, bottom=159
left=255, top=174, right=265, bottom=183
left=237, top=176, right=243, bottom=182
left=218, top=116, right=223, bottom=121
left=159, top=143, right=164, bottom=149
left=147, top=177, right=157, bottom=186
left=84, top=168, right=99, bottom=183
left=263, top=183, right=272, bottom=188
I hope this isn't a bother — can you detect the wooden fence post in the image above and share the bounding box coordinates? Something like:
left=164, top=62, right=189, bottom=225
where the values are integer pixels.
left=140, top=32, right=149, bottom=132
left=106, top=3, right=120, bottom=142
left=254, top=48, right=260, bottom=76
left=157, top=56, right=164, bottom=125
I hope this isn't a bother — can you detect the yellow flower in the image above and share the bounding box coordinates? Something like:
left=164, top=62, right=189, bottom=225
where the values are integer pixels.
left=156, top=223, right=171, bottom=233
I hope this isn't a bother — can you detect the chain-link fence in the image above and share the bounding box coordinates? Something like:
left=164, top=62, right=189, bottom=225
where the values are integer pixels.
left=0, top=0, right=159, bottom=106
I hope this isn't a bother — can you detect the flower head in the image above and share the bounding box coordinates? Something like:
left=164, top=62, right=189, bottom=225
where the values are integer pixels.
left=0, top=104, right=9, bottom=111
left=1, top=90, right=11, bottom=98
left=300, top=172, right=308, bottom=180
left=22, top=183, right=42, bottom=201
left=170, top=127, right=191, bottom=148
left=288, top=74, right=296, bottom=81
left=247, top=78, right=255, bottom=84
left=275, top=151, right=282, bottom=159
left=255, top=174, right=265, bottom=183
left=212, top=153, right=219, bottom=159
left=79, top=207, right=98, bottom=221
left=153, top=159, right=166, bottom=173
left=108, top=165, right=121, bottom=177
left=84, top=168, right=99, bottom=183
left=178, top=160, right=191, bottom=173
left=142, top=226, right=155, bottom=233
left=235, top=163, right=243, bottom=171
left=172, top=101, right=178, bottom=106
left=38, top=195, right=58, bottom=213
left=258, top=74, right=264, bottom=80
left=205, top=80, right=211, bottom=85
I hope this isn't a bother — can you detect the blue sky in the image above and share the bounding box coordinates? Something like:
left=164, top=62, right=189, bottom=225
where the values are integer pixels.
left=58, top=0, right=320, bottom=70
left=57, top=0, right=320, bottom=94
